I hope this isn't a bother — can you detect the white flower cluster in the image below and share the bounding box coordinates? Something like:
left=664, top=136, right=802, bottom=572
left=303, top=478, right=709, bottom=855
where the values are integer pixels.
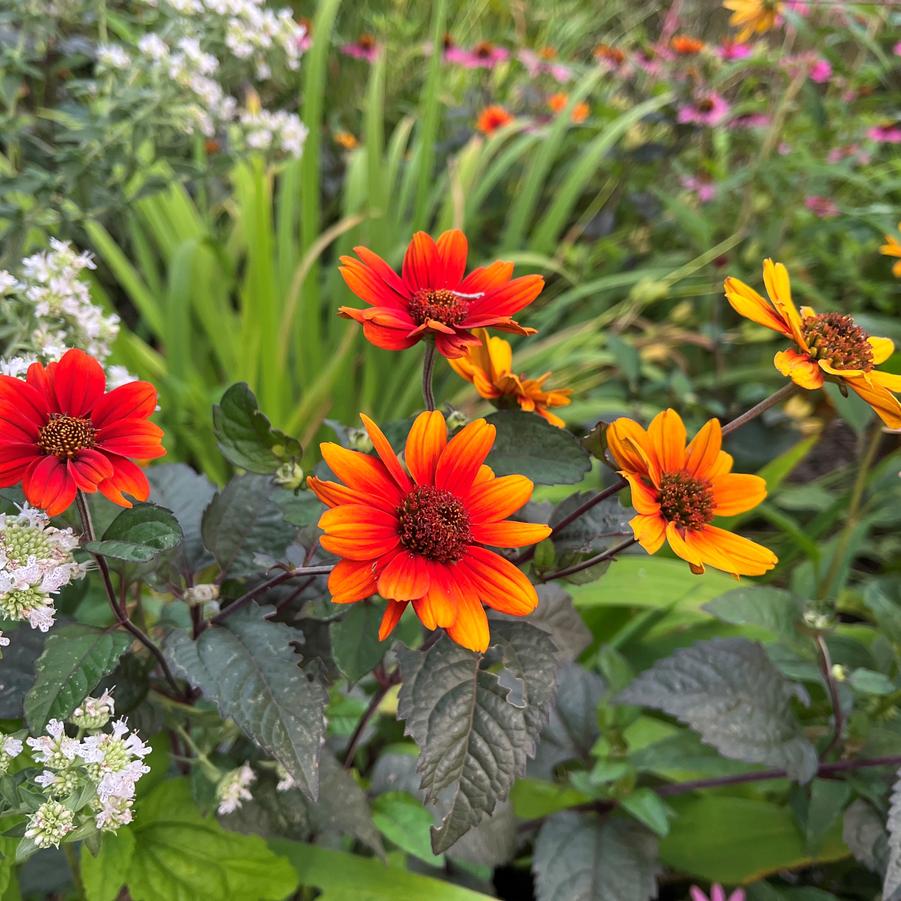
left=237, top=109, right=308, bottom=158
left=0, top=506, right=84, bottom=635
left=22, top=698, right=151, bottom=847
left=0, top=732, right=24, bottom=774
left=216, top=763, right=256, bottom=814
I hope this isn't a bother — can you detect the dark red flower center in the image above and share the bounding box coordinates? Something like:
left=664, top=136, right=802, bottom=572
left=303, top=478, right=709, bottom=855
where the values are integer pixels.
left=697, top=98, right=715, bottom=113
left=800, top=312, right=873, bottom=371
left=357, top=34, right=375, bottom=49
left=658, top=472, right=714, bottom=530
left=397, top=485, right=471, bottom=563
left=408, top=289, right=469, bottom=327
left=474, top=41, right=494, bottom=58
left=37, top=414, right=96, bottom=459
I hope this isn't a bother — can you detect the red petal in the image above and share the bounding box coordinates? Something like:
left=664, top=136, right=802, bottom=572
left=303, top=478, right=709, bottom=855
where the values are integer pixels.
left=91, top=381, right=158, bottom=428
left=465, top=275, right=544, bottom=320
left=379, top=601, right=408, bottom=640
left=435, top=418, right=495, bottom=493
left=435, top=230, right=468, bottom=288
left=354, top=246, right=412, bottom=299
left=460, top=546, right=538, bottom=615
left=359, top=413, right=412, bottom=492
left=96, top=418, right=165, bottom=459
left=0, top=377, right=50, bottom=431
left=377, top=550, right=431, bottom=601
left=401, top=232, right=440, bottom=293
left=67, top=449, right=115, bottom=491
left=458, top=260, right=515, bottom=295
left=339, top=257, right=409, bottom=309
left=98, top=456, right=151, bottom=507
left=22, top=455, right=78, bottom=516
left=52, top=349, right=106, bottom=417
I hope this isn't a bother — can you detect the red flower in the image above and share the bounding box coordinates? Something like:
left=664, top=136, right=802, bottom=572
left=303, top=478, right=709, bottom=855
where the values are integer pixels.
left=0, top=349, right=165, bottom=516
left=338, top=229, right=544, bottom=359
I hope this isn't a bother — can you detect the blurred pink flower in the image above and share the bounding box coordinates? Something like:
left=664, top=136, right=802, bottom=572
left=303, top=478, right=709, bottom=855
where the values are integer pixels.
left=677, top=92, right=731, bottom=126
left=690, top=886, right=745, bottom=901
left=894, top=42, right=901, bottom=57
left=868, top=124, right=901, bottom=144
left=785, top=0, right=811, bottom=15
left=731, top=113, right=771, bottom=129
left=341, top=35, right=380, bottom=62
left=828, top=144, right=871, bottom=165
left=445, top=41, right=509, bottom=69
left=717, top=41, right=752, bottom=60
left=634, top=48, right=668, bottom=77
left=680, top=175, right=717, bottom=203
left=804, top=195, right=839, bottom=218
left=517, top=49, right=572, bottom=83
left=809, top=58, right=832, bottom=83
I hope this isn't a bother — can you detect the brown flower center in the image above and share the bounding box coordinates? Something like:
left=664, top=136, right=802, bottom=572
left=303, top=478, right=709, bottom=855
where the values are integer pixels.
left=800, top=312, right=873, bottom=371
left=697, top=98, right=715, bottom=113
left=37, top=414, right=96, bottom=458
left=474, top=41, right=494, bottom=58
left=397, top=486, right=471, bottom=563
left=357, top=34, right=375, bottom=49
left=658, top=472, right=714, bottom=531
left=408, top=289, right=469, bottom=327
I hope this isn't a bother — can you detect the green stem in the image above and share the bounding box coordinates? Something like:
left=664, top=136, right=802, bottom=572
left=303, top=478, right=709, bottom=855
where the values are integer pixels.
left=421, top=341, right=437, bottom=411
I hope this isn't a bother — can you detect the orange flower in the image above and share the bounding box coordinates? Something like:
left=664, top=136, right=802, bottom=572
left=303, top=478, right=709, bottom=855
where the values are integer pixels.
left=338, top=229, right=544, bottom=359
left=594, top=43, right=626, bottom=67
left=608, top=410, right=777, bottom=577
left=724, top=259, right=901, bottom=428
left=723, top=0, right=782, bottom=42
left=308, top=411, right=551, bottom=652
left=333, top=131, right=358, bottom=150
left=476, top=105, right=514, bottom=135
left=671, top=34, right=705, bottom=55
left=548, top=93, right=589, bottom=123
left=448, top=328, right=572, bottom=427
left=880, top=223, right=901, bottom=277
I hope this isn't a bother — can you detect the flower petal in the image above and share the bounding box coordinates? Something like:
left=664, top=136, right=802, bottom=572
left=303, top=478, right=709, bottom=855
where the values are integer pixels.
left=67, top=448, right=115, bottom=492
left=329, top=559, right=378, bottom=604
left=711, top=473, right=767, bottom=516
left=435, top=418, right=495, bottom=493
left=52, top=348, right=107, bottom=417
left=320, top=443, right=404, bottom=508
left=762, top=259, right=806, bottom=349
left=681, top=524, right=778, bottom=577
left=435, top=229, right=468, bottom=288
left=377, top=550, right=431, bottom=601
left=470, top=519, right=551, bottom=548
left=464, top=274, right=544, bottom=320
left=461, top=546, right=538, bottom=615
left=684, top=418, right=723, bottom=478
left=339, top=256, right=408, bottom=309
left=307, top=476, right=373, bottom=508
left=353, top=245, right=412, bottom=299
left=869, top=336, right=895, bottom=366
left=90, top=381, right=158, bottom=428
left=446, top=591, right=490, bottom=653
left=0, top=377, right=48, bottom=431
left=319, top=504, right=400, bottom=560
left=404, top=410, right=447, bottom=486
left=360, top=413, right=412, bottom=492
left=22, top=455, right=77, bottom=517
left=629, top=513, right=667, bottom=554
left=647, top=408, right=686, bottom=475
left=622, top=472, right=660, bottom=515
left=723, top=276, right=793, bottom=339
left=95, top=418, right=166, bottom=459
left=466, top=473, right=534, bottom=523
left=607, top=418, right=651, bottom=476
left=458, top=260, right=515, bottom=295
left=97, top=456, right=151, bottom=508
left=379, top=601, right=408, bottom=640
left=843, top=373, right=901, bottom=429
left=402, top=232, right=441, bottom=293
left=774, top=349, right=824, bottom=389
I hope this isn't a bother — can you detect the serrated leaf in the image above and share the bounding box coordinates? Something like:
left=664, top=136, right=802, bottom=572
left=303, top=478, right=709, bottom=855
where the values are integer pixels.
left=163, top=606, right=326, bottom=799
left=886, top=768, right=901, bottom=900
left=533, top=812, right=660, bottom=901
left=550, top=492, right=632, bottom=556
left=842, top=799, right=886, bottom=874
left=330, top=601, right=386, bottom=684
left=213, top=383, right=303, bottom=474
left=703, top=586, right=802, bottom=639
left=201, top=474, right=292, bottom=580
left=396, top=634, right=553, bottom=854
left=620, top=638, right=818, bottom=783
left=127, top=779, right=298, bottom=901
left=81, top=828, right=135, bottom=901
left=84, top=503, right=183, bottom=563
left=486, top=410, right=591, bottom=485
left=25, top=624, right=132, bottom=732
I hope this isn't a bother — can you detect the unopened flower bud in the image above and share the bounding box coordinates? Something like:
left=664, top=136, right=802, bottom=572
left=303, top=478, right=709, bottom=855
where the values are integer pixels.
left=274, top=461, right=305, bottom=490
left=184, top=584, right=220, bottom=606
left=70, top=690, right=115, bottom=730
left=445, top=410, right=467, bottom=430
left=628, top=277, right=669, bottom=305
left=347, top=428, right=373, bottom=453
left=831, top=664, right=847, bottom=682
left=24, top=800, right=75, bottom=848
left=0, top=734, right=23, bottom=774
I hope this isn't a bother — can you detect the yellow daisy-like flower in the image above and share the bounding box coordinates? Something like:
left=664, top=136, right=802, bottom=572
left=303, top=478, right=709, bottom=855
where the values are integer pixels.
left=448, top=328, right=572, bottom=427
left=880, top=223, right=901, bottom=278
left=723, top=0, right=783, bottom=42
left=724, top=259, right=901, bottom=429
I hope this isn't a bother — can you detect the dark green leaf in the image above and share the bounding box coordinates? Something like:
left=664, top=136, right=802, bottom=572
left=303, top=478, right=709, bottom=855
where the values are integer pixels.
left=84, top=504, right=183, bottom=563
left=213, top=383, right=303, bottom=474
left=0, top=626, right=46, bottom=718
left=703, top=586, right=803, bottom=639
left=486, top=411, right=591, bottom=485
left=849, top=668, right=895, bottom=696
left=619, top=638, right=818, bottom=783
left=25, top=624, right=131, bottom=732
left=164, top=606, right=326, bottom=799
left=495, top=584, right=590, bottom=662
left=842, top=799, right=887, bottom=874
left=330, top=601, right=386, bottom=684
left=534, top=812, right=660, bottom=901
left=804, top=779, right=852, bottom=854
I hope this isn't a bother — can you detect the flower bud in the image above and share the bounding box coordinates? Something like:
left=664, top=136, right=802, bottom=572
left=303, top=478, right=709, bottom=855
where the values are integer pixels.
left=24, top=800, right=75, bottom=848
left=274, top=461, right=305, bottom=490
left=183, top=583, right=220, bottom=606
left=628, top=277, right=669, bottom=305
left=69, top=690, right=115, bottom=730
left=347, top=428, right=373, bottom=453
left=445, top=410, right=467, bottom=431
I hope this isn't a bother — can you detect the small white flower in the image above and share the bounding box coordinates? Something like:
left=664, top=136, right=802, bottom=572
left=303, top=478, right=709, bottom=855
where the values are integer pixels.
left=216, top=764, right=255, bottom=814
left=138, top=34, right=169, bottom=62
left=97, top=44, right=131, bottom=71
left=0, top=734, right=23, bottom=774
left=26, top=719, right=82, bottom=769
left=25, top=800, right=75, bottom=848
left=275, top=763, right=296, bottom=792
left=70, top=690, right=116, bottom=730
left=0, top=270, right=16, bottom=293
left=95, top=795, right=134, bottom=831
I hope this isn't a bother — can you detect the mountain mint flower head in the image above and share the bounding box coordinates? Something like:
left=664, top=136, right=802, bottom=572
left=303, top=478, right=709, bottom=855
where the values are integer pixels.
left=0, top=734, right=23, bottom=774
left=216, top=764, right=256, bottom=814
left=24, top=800, right=75, bottom=848
left=27, top=720, right=82, bottom=770
left=81, top=718, right=152, bottom=780
left=70, top=690, right=116, bottom=730
left=0, top=630, right=8, bottom=658
left=95, top=794, right=135, bottom=831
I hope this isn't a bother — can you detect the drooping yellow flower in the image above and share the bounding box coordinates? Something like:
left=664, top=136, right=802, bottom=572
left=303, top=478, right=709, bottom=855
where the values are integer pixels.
left=880, top=223, right=901, bottom=278
left=449, top=328, right=572, bottom=427
left=723, top=0, right=783, bottom=42
left=724, top=259, right=901, bottom=429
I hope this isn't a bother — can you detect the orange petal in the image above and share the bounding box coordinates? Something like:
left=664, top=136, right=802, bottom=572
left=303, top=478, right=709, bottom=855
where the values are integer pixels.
left=329, top=559, right=378, bottom=603
left=684, top=418, right=722, bottom=479
left=461, top=546, right=538, bottom=616
left=377, top=550, right=431, bottom=601
left=434, top=418, right=496, bottom=493
left=622, top=472, right=660, bottom=515
left=459, top=260, right=515, bottom=295
left=630, top=513, right=667, bottom=554
left=647, top=408, right=686, bottom=475
left=418, top=562, right=462, bottom=628
left=762, top=259, right=805, bottom=349
left=470, top=520, right=552, bottom=548
left=402, top=232, right=440, bottom=293
left=404, top=410, right=447, bottom=486
left=466, top=474, right=534, bottom=523
left=435, top=229, right=468, bottom=287
left=843, top=373, right=901, bottom=430
left=320, top=443, right=404, bottom=509
left=446, top=592, right=490, bottom=653
left=723, top=276, right=793, bottom=339
left=711, top=473, right=767, bottom=516
left=682, top=524, right=778, bottom=577
left=473, top=464, right=494, bottom=485
left=379, top=601, right=409, bottom=640
left=606, top=418, right=650, bottom=476
left=869, top=337, right=895, bottom=366
left=360, top=413, right=412, bottom=492
left=665, top=522, right=705, bottom=570
left=774, top=349, right=824, bottom=390
left=319, top=505, right=400, bottom=561
left=307, top=476, right=372, bottom=508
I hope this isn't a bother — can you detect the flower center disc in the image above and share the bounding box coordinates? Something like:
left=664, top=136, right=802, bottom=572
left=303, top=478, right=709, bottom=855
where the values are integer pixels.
left=37, top=414, right=96, bottom=458
left=658, top=472, right=714, bottom=530
left=408, top=289, right=468, bottom=327
left=397, top=485, right=471, bottom=563
left=801, top=312, right=873, bottom=371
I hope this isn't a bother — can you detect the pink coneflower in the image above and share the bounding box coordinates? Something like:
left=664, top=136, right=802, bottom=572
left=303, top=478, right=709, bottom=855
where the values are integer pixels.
left=594, top=43, right=627, bottom=72
left=827, top=144, right=871, bottom=166
left=717, top=41, right=752, bottom=60
left=677, top=92, right=731, bottom=127
left=804, top=195, right=839, bottom=219
left=809, top=57, right=832, bottom=83
left=731, top=113, right=771, bottom=129
left=680, top=175, right=717, bottom=203
left=690, top=886, right=745, bottom=901
left=341, top=34, right=380, bottom=63
left=868, top=123, right=901, bottom=144
left=894, top=41, right=901, bottom=57
left=634, top=47, right=668, bottom=78
left=517, top=48, right=572, bottom=83
left=445, top=40, right=509, bottom=69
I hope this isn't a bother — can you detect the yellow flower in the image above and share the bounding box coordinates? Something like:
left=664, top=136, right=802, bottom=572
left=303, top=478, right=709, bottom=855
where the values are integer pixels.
left=723, top=0, right=783, bottom=42
left=880, top=223, right=901, bottom=278
left=449, top=328, right=572, bottom=427
left=724, top=259, right=901, bottom=429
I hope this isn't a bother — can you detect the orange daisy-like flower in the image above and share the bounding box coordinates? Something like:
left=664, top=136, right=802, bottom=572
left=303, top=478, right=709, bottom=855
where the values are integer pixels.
left=594, top=43, right=626, bottom=67
left=476, top=104, right=514, bottom=135
left=548, top=93, right=589, bottom=123
left=0, top=349, right=165, bottom=516
left=608, top=409, right=777, bottom=577
left=448, top=328, right=572, bottom=427
left=723, top=0, right=782, bottom=42
left=308, top=411, right=552, bottom=652
left=880, top=223, right=901, bottom=278
left=724, top=259, right=901, bottom=429
left=338, top=229, right=544, bottom=359
left=671, top=34, right=705, bottom=55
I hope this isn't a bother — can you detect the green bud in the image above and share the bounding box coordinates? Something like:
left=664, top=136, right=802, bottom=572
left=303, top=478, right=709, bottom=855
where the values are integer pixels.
left=274, top=461, right=305, bottom=490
